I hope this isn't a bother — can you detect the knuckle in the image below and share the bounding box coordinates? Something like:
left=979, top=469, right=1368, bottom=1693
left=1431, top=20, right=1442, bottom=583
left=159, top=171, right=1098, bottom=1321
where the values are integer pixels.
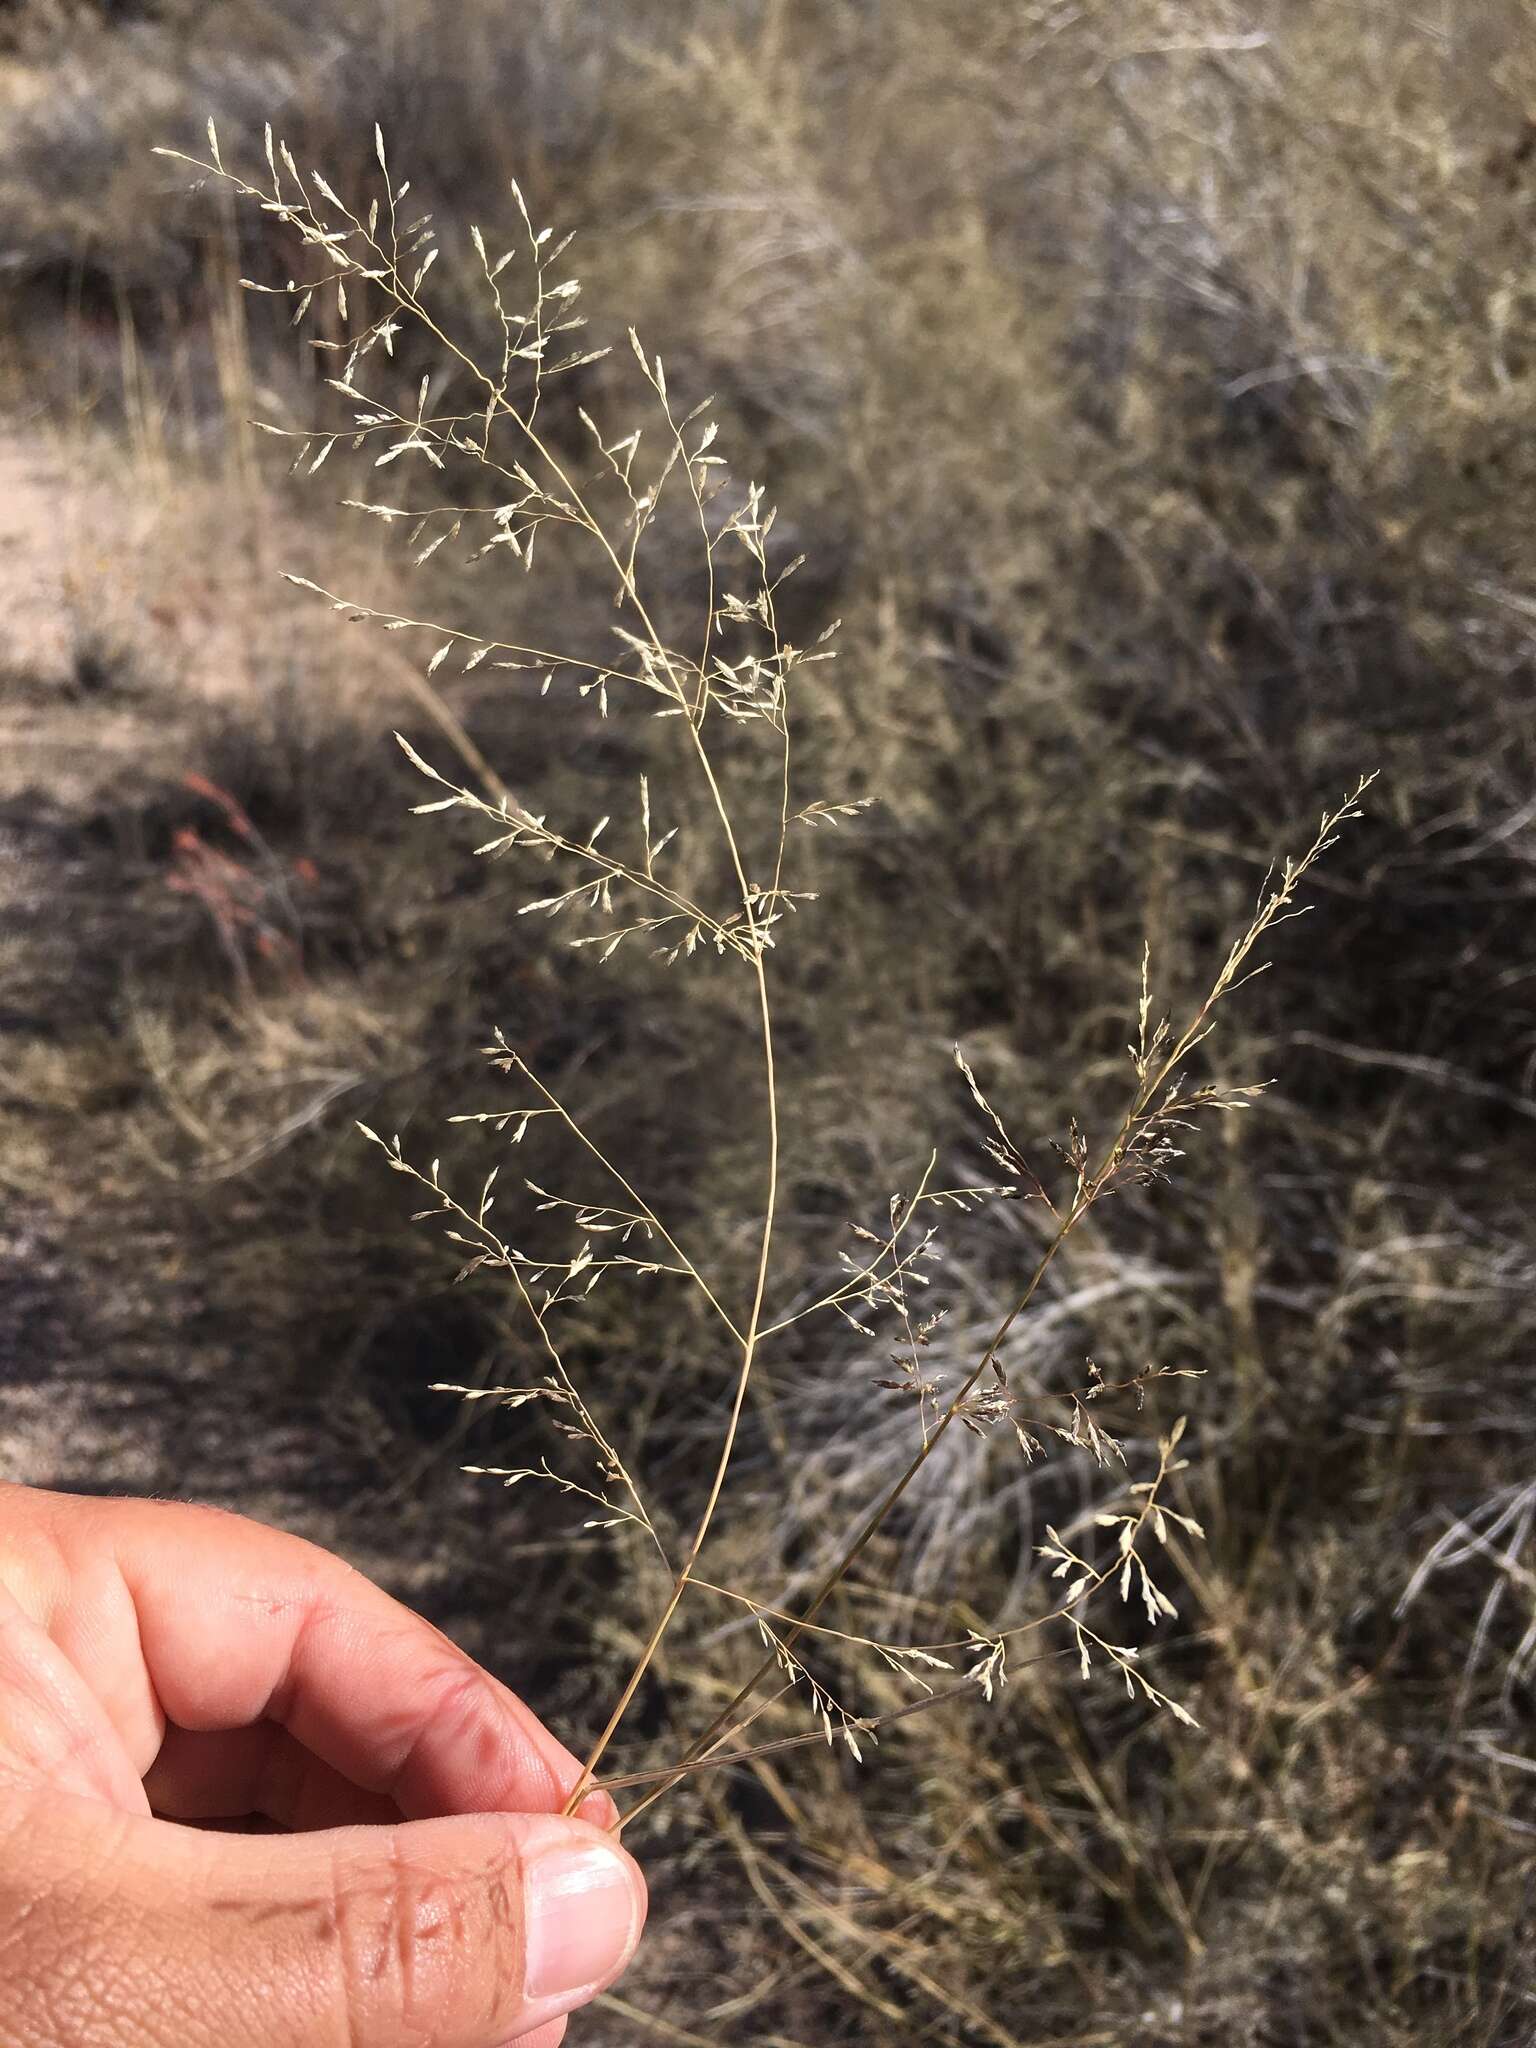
left=396, top=1657, right=515, bottom=1796
left=324, top=1830, right=525, bottom=2045
left=0, top=1520, right=69, bottom=1628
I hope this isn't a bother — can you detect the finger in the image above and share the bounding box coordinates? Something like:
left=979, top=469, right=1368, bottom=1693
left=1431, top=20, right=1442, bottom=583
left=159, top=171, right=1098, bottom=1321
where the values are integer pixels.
left=0, top=1584, right=149, bottom=1813
left=21, top=1489, right=617, bottom=1827
left=3, top=1791, right=643, bottom=2048
left=145, top=1720, right=404, bottom=1831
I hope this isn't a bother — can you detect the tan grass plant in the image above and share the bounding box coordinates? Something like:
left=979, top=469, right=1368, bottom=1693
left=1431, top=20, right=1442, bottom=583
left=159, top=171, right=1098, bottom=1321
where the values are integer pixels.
left=157, top=118, right=1371, bottom=1838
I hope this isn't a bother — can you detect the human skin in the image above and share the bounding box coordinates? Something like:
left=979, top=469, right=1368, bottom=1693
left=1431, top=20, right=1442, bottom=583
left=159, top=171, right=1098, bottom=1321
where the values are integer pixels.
left=0, top=1482, right=646, bottom=2046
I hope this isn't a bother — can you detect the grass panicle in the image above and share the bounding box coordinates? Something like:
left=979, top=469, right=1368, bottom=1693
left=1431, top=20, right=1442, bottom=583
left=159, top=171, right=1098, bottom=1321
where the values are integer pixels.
left=162, top=123, right=1373, bottom=1831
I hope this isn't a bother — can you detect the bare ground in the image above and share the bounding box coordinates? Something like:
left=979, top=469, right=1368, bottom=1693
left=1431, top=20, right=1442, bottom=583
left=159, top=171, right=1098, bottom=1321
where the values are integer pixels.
left=0, top=421, right=462, bottom=1585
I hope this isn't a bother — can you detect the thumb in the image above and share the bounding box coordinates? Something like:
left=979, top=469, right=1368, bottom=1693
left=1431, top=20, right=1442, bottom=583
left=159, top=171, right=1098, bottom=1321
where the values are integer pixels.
left=5, top=1790, right=645, bottom=2046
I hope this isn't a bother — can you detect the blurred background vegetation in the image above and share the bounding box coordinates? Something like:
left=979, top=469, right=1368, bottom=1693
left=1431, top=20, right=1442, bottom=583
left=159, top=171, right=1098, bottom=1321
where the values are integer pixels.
left=3, top=2, right=1536, bottom=2041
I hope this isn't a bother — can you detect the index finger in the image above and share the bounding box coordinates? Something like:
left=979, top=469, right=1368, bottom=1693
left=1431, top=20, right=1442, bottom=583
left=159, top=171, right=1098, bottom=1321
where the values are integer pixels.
left=26, top=1489, right=615, bottom=1829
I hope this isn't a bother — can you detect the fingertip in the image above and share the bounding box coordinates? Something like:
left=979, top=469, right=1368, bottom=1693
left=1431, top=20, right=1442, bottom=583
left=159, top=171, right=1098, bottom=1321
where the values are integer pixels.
left=508, top=2024, right=567, bottom=2048
left=575, top=1783, right=621, bottom=1833
left=501, top=2021, right=566, bottom=2047
left=520, top=1812, right=646, bottom=2011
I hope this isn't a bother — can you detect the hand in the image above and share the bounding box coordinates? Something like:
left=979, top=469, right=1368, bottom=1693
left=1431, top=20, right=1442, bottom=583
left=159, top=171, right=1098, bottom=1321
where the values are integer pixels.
left=0, top=1482, right=645, bottom=2046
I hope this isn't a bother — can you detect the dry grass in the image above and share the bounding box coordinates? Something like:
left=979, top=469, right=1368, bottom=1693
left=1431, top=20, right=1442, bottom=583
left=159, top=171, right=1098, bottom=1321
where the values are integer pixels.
left=4, top=3, right=1536, bottom=2042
